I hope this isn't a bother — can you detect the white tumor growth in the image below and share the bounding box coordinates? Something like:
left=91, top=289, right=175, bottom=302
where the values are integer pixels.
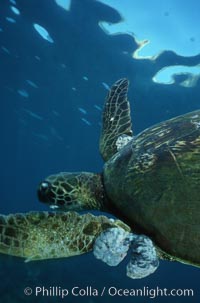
left=93, top=228, right=159, bottom=279
left=126, top=235, right=159, bottom=279
left=93, top=227, right=132, bottom=266
left=191, top=119, right=200, bottom=129
left=116, top=134, right=132, bottom=151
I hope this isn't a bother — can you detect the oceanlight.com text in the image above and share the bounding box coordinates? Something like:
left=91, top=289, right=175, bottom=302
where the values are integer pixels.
left=24, top=285, right=194, bottom=299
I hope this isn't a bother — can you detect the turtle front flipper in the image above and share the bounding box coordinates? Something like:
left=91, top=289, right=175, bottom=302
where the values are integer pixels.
left=0, top=211, right=130, bottom=262
left=99, top=79, right=133, bottom=161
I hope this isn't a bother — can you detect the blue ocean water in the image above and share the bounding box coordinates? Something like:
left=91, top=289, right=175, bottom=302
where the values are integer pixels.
left=1, top=0, right=200, bottom=302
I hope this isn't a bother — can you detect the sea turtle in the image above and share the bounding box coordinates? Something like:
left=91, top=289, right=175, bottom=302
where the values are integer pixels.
left=1, top=79, right=200, bottom=279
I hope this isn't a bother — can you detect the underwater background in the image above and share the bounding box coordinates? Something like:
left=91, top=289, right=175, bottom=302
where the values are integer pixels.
left=1, top=0, right=200, bottom=302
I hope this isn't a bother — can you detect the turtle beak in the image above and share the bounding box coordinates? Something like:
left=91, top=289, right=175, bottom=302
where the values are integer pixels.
left=37, top=181, right=53, bottom=204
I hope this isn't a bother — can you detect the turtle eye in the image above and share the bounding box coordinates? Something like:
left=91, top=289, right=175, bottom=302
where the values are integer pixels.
left=37, top=181, right=52, bottom=203
left=40, top=181, right=51, bottom=191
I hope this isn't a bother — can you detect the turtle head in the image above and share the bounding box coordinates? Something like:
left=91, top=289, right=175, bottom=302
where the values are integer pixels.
left=37, top=172, right=106, bottom=211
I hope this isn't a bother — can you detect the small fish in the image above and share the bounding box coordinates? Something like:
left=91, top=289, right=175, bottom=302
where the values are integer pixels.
left=72, top=87, right=77, bottom=91
left=17, top=89, right=29, bottom=98
left=94, top=104, right=102, bottom=111
left=52, top=110, right=60, bottom=117
left=50, top=127, right=64, bottom=141
left=6, top=17, right=16, bottom=23
left=26, top=79, right=38, bottom=88
left=32, top=132, right=48, bottom=141
left=61, top=63, right=66, bottom=68
left=33, top=23, right=54, bottom=44
left=78, top=107, right=87, bottom=115
left=22, top=108, right=43, bottom=120
left=81, top=118, right=91, bottom=126
left=102, top=82, right=110, bottom=91
left=10, top=6, right=20, bottom=15
left=0, top=28, right=3, bottom=32
left=9, top=0, right=16, bottom=4
left=83, top=76, right=88, bottom=81
left=1, top=46, right=10, bottom=54
left=35, top=55, right=41, bottom=61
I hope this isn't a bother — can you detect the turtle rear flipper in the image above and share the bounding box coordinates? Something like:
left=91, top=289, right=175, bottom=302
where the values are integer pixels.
left=99, top=78, right=133, bottom=161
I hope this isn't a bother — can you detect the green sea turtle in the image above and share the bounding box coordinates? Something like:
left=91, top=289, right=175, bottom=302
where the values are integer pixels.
left=1, top=79, right=200, bottom=279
